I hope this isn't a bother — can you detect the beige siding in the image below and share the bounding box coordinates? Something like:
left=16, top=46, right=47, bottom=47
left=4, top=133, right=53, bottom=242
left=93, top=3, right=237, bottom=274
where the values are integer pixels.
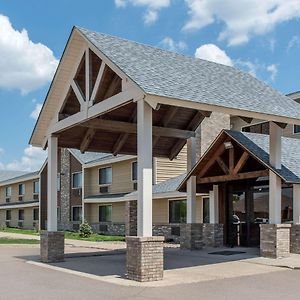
left=84, top=159, right=136, bottom=197
left=86, top=202, right=125, bottom=224
left=156, top=146, right=187, bottom=184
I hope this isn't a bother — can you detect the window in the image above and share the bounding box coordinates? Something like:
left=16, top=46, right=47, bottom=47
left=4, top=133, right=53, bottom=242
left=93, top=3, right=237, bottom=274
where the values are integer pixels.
left=99, top=205, right=112, bottom=222
left=5, top=186, right=11, bottom=197
left=72, top=172, right=82, bottom=189
left=72, top=206, right=82, bottom=222
left=6, top=210, right=11, bottom=221
left=19, top=184, right=25, bottom=196
left=33, top=208, right=39, bottom=221
left=57, top=174, right=61, bottom=191
left=33, top=181, right=39, bottom=194
left=242, top=122, right=269, bottom=135
left=132, top=161, right=137, bottom=181
left=169, top=200, right=186, bottom=223
left=99, top=167, right=112, bottom=185
left=294, top=125, right=300, bottom=134
left=203, top=197, right=210, bottom=223
left=18, top=210, right=24, bottom=221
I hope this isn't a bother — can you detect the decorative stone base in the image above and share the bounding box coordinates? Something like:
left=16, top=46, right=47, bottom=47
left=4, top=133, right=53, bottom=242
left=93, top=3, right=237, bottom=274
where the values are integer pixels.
left=290, top=224, right=300, bottom=254
left=126, top=236, right=164, bottom=282
left=40, top=231, right=65, bottom=263
left=180, top=223, right=224, bottom=249
left=260, top=224, right=291, bottom=258
left=180, top=223, right=204, bottom=249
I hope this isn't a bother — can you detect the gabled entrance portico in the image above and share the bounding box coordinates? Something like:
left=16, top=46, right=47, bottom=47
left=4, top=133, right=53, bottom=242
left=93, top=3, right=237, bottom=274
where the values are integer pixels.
left=30, top=27, right=300, bottom=281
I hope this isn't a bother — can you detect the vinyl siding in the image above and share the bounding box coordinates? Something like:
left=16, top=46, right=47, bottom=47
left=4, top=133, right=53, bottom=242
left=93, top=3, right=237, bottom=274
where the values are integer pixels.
left=86, top=202, right=125, bottom=223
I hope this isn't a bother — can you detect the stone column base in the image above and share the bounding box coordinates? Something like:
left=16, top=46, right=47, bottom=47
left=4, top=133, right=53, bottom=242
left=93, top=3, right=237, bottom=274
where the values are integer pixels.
left=40, top=231, right=65, bottom=263
left=126, top=236, right=164, bottom=282
left=180, top=223, right=204, bottom=250
left=260, top=224, right=291, bottom=258
left=290, top=224, right=300, bottom=254
left=125, top=200, right=137, bottom=236
left=203, top=224, right=224, bottom=247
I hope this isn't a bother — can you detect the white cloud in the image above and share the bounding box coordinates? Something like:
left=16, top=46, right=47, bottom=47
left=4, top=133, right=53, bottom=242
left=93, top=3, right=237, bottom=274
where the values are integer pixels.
left=195, top=44, right=233, bottom=66
left=0, top=146, right=46, bottom=172
left=160, top=37, right=187, bottom=52
left=287, top=35, right=300, bottom=50
left=183, top=0, right=300, bottom=46
left=0, top=15, right=58, bottom=94
left=114, top=0, right=171, bottom=24
left=30, top=103, right=43, bottom=120
left=267, top=64, right=278, bottom=81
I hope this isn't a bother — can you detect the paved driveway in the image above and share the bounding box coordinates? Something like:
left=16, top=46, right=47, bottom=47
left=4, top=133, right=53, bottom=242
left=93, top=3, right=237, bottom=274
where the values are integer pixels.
left=1, top=244, right=300, bottom=300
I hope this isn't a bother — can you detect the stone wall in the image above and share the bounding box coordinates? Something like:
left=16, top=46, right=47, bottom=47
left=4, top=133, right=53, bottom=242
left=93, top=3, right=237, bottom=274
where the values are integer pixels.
left=125, top=200, right=137, bottom=236
left=290, top=224, right=300, bottom=254
left=202, top=224, right=224, bottom=247
left=126, top=236, right=164, bottom=282
left=91, top=223, right=125, bottom=236
left=40, top=231, right=65, bottom=263
left=153, top=224, right=182, bottom=243
left=260, top=224, right=291, bottom=258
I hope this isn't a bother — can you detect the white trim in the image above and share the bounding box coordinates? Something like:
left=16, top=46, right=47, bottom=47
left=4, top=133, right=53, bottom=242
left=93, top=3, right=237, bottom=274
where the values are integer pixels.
left=0, top=202, right=39, bottom=210
left=0, top=174, right=39, bottom=187
left=83, top=155, right=136, bottom=169
left=83, top=197, right=126, bottom=204
left=98, top=166, right=112, bottom=186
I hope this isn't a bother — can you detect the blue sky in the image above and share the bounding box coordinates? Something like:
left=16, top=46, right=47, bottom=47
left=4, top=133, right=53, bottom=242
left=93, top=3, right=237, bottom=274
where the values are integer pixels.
left=0, top=0, right=300, bottom=171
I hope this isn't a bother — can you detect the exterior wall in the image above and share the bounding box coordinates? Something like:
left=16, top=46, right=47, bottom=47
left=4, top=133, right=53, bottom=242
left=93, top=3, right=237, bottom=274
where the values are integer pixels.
left=84, top=158, right=137, bottom=196
left=155, top=146, right=187, bottom=184
left=0, top=206, right=39, bottom=230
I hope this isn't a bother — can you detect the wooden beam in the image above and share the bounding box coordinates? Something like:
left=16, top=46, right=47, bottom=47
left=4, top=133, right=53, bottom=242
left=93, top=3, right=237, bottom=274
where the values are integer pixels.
left=112, top=107, right=137, bottom=156
left=81, top=119, right=196, bottom=139
left=233, top=151, right=249, bottom=175
left=239, top=116, right=253, bottom=124
left=85, top=49, right=92, bottom=102
left=80, top=128, right=95, bottom=153
left=71, top=80, right=85, bottom=105
left=90, top=61, right=105, bottom=103
left=196, top=170, right=268, bottom=184
left=169, top=110, right=211, bottom=160
left=274, top=121, right=288, bottom=129
left=229, top=147, right=234, bottom=173
left=216, top=157, right=229, bottom=174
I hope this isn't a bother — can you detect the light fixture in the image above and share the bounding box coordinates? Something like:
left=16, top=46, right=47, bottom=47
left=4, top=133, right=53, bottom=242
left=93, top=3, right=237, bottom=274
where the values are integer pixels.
left=224, top=141, right=233, bottom=149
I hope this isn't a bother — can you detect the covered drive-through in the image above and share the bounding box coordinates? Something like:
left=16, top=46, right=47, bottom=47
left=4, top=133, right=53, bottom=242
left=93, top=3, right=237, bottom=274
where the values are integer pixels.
left=30, top=26, right=300, bottom=281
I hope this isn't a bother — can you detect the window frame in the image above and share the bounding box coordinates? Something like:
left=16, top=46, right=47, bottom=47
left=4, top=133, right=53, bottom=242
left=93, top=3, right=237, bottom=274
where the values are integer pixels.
left=18, top=183, right=25, bottom=196
left=98, top=204, right=112, bottom=222
left=202, top=197, right=210, bottom=224
left=293, top=125, right=300, bottom=134
left=71, top=206, right=82, bottom=222
left=98, top=166, right=112, bottom=186
left=33, top=208, right=39, bottom=221
left=72, top=171, right=82, bottom=189
left=33, top=181, right=39, bottom=195
left=131, top=161, right=137, bottom=182
left=5, top=210, right=11, bottom=221
left=168, top=198, right=187, bottom=224
left=18, top=209, right=25, bottom=221
left=5, top=186, right=12, bottom=198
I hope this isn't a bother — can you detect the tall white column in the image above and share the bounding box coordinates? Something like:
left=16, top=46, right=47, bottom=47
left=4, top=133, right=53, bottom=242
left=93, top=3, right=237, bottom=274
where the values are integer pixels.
left=293, top=184, right=300, bottom=224
left=47, top=136, right=58, bottom=231
left=269, top=122, right=282, bottom=224
left=187, top=137, right=197, bottom=223
left=137, top=99, right=153, bottom=237
left=209, top=185, right=219, bottom=223
left=81, top=167, right=85, bottom=223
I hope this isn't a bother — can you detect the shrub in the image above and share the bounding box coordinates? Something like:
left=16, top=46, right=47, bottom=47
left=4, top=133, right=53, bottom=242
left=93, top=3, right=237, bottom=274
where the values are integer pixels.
left=79, top=220, right=93, bottom=238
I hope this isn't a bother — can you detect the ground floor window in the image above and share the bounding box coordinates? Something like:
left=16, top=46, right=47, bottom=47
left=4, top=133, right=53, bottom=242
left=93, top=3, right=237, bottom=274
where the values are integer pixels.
left=99, top=205, right=112, bottom=222
left=169, top=200, right=186, bottom=223
left=33, top=208, right=39, bottom=221
left=6, top=210, right=11, bottom=221
left=18, top=210, right=24, bottom=221
left=72, top=206, right=82, bottom=222
left=203, top=197, right=210, bottom=223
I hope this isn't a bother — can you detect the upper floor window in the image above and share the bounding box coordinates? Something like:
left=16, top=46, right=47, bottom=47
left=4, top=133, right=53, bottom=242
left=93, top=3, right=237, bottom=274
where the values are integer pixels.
left=72, top=172, right=82, bottom=189
left=242, top=122, right=269, bottom=135
left=5, top=186, right=11, bottom=198
left=99, top=167, right=112, bottom=185
left=294, top=125, right=300, bottom=134
left=169, top=200, right=187, bottom=224
left=33, top=181, right=39, bottom=194
left=132, top=161, right=137, bottom=182
left=18, top=184, right=25, bottom=196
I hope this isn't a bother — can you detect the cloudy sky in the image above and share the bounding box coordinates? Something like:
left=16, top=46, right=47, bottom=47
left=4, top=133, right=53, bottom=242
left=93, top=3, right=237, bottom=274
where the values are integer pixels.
left=0, top=0, right=300, bottom=171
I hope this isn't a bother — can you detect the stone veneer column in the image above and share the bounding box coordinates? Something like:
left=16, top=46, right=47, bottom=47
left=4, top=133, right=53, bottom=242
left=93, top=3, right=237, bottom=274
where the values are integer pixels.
left=290, top=225, right=300, bottom=254
left=202, top=224, right=224, bottom=247
left=40, top=231, right=64, bottom=262
left=125, top=200, right=137, bottom=236
left=180, top=224, right=204, bottom=249
left=126, top=236, right=164, bottom=282
left=260, top=224, right=291, bottom=258
left=60, top=148, right=71, bottom=231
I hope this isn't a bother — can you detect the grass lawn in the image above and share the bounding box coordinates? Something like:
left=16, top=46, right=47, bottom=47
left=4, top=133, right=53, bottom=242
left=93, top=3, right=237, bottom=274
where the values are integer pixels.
left=0, top=238, right=39, bottom=244
left=0, top=227, right=125, bottom=242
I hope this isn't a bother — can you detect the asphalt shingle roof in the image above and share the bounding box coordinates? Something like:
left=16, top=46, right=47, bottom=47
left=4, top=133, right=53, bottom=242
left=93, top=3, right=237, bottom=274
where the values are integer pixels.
left=78, top=27, right=300, bottom=121
left=0, top=170, right=34, bottom=183
left=225, top=130, right=300, bottom=183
